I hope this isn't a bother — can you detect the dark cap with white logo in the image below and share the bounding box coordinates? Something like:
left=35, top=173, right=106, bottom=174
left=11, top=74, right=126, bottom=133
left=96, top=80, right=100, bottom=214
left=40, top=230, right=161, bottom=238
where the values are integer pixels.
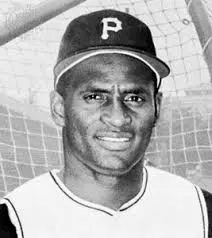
left=54, top=9, right=170, bottom=89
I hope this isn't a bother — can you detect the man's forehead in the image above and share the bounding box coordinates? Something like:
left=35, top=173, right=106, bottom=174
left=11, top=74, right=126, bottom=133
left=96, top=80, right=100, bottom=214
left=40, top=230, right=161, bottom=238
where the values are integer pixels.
left=78, top=80, right=153, bottom=94
left=62, top=53, right=156, bottom=93
left=68, top=71, right=155, bottom=95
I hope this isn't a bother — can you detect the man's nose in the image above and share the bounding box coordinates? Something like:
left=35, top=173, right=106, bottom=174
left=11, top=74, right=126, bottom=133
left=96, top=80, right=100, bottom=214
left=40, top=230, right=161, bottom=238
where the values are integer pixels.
left=100, top=99, right=132, bottom=128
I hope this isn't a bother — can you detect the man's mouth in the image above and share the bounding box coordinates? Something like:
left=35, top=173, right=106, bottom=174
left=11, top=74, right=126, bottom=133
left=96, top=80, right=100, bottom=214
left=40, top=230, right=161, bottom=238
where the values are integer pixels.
left=95, top=132, right=133, bottom=151
left=97, top=137, right=130, bottom=142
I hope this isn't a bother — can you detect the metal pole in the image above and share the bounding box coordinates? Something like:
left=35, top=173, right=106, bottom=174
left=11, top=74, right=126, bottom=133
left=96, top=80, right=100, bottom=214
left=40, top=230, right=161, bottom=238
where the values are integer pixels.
left=185, top=0, right=212, bottom=82
left=0, top=0, right=85, bottom=46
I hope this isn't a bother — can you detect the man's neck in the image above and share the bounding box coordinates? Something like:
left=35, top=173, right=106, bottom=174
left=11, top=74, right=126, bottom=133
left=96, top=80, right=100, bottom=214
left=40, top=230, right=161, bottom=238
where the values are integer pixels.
left=58, top=158, right=144, bottom=211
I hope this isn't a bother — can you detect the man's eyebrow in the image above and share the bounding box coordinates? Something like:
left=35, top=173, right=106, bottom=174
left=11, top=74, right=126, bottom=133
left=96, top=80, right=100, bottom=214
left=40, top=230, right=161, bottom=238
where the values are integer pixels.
left=79, top=85, right=151, bottom=95
left=79, top=86, right=111, bottom=94
left=122, top=87, right=151, bottom=95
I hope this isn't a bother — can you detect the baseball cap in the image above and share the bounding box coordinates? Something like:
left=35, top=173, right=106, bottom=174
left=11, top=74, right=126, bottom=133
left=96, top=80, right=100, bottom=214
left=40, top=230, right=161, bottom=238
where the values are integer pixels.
left=54, top=9, right=170, bottom=89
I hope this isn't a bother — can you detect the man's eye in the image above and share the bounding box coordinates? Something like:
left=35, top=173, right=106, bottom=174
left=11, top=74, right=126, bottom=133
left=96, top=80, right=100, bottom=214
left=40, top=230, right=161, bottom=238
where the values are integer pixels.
left=84, top=94, right=106, bottom=103
left=124, top=95, right=145, bottom=104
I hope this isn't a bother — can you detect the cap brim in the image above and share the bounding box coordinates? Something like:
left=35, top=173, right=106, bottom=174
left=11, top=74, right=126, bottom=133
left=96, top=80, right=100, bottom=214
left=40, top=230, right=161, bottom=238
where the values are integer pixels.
left=54, top=48, right=170, bottom=88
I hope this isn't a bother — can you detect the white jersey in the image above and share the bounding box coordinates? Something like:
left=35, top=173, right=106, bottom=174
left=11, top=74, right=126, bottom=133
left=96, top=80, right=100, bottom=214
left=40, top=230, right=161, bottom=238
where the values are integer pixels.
left=1, top=166, right=208, bottom=238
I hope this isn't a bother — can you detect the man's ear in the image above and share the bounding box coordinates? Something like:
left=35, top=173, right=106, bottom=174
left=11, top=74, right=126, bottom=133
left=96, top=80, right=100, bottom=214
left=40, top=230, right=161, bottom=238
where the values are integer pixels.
left=50, top=90, right=65, bottom=127
left=155, top=91, right=163, bottom=121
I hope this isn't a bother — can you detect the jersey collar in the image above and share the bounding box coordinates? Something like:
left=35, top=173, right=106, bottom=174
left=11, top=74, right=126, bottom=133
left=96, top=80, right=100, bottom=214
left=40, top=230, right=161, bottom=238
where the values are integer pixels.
left=50, top=167, right=148, bottom=216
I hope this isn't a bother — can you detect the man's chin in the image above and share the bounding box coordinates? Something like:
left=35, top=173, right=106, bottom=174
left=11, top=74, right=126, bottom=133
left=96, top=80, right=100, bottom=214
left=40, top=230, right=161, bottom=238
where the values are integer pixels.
left=87, top=159, right=139, bottom=177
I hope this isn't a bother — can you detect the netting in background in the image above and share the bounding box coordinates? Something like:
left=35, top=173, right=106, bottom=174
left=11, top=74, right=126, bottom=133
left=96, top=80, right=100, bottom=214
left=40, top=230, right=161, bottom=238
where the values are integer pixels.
left=0, top=0, right=212, bottom=197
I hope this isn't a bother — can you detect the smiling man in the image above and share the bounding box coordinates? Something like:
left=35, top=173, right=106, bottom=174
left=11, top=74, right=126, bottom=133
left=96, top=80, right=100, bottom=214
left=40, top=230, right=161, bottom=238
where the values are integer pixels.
left=0, top=9, right=212, bottom=238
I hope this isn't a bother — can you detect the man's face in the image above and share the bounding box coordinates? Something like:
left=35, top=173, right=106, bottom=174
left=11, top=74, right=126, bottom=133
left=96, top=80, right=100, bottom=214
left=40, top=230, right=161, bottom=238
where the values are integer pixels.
left=59, top=54, right=161, bottom=176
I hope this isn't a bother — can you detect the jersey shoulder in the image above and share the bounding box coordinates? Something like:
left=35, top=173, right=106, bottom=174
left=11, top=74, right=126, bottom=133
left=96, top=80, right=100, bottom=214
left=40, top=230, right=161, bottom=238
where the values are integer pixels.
left=147, top=166, right=212, bottom=237
left=0, top=171, right=57, bottom=238
left=146, top=166, right=196, bottom=190
left=3, top=170, right=57, bottom=202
